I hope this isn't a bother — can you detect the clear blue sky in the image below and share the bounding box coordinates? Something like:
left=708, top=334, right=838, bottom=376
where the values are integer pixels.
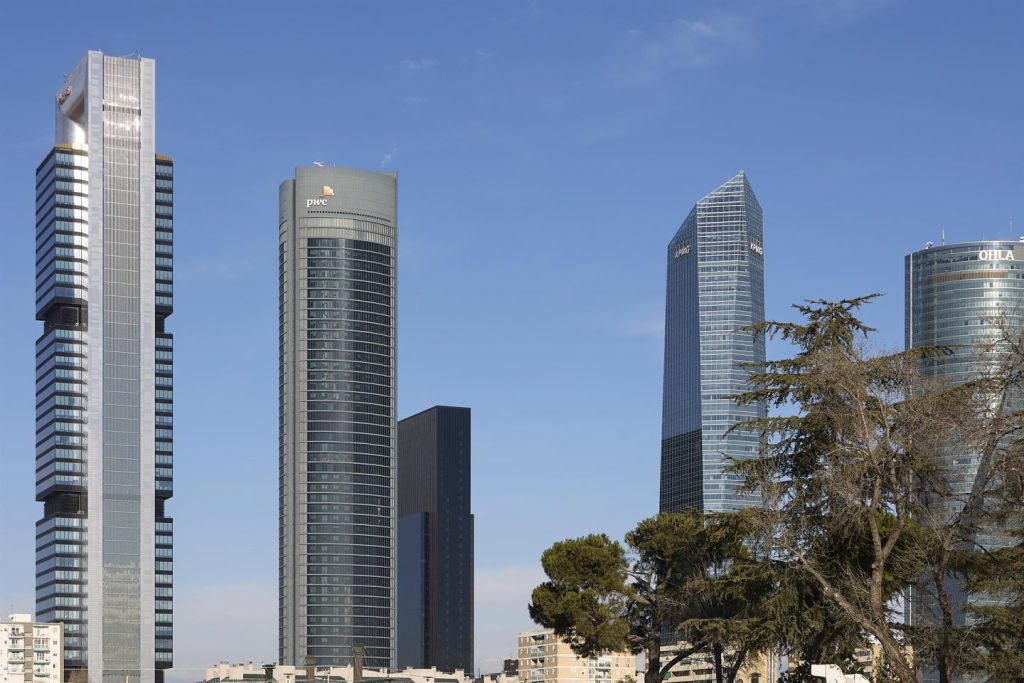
left=1, top=0, right=1022, bottom=679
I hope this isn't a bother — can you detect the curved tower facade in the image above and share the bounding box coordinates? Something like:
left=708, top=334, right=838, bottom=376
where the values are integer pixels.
left=906, top=239, right=1024, bottom=683
left=279, top=167, right=397, bottom=669
left=907, top=239, right=1024, bottom=521
left=660, top=171, right=766, bottom=514
left=907, top=239, right=1024, bottom=381
left=34, top=51, right=173, bottom=683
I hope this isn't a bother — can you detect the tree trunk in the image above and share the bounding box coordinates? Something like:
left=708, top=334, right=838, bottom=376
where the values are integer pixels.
left=713, top=643, right=724, bottom=683
left=644, top=640, right=662, bottom=683
left=933, top=565, right=954, bottom=683
left=724, top=646, right=748, bottom=683
left=795, top=555, right=918, bottom=683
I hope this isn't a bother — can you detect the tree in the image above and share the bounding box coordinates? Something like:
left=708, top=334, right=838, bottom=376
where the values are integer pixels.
left=964, top=526, right=1024, bottom=682
left=748, top=538, right=879, bottom=682
left=529, top=512, right=771, bottom=683
left=731, top=295, right=1024, bottom=683
left=730, top=295, right=938, bottom=682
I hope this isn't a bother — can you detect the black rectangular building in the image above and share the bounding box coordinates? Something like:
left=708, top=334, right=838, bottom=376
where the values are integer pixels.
left=397, top=406, right=474, bottom=673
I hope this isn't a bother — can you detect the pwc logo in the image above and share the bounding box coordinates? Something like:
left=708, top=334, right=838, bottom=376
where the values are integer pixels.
left=306, top=185, right=335, bottom=208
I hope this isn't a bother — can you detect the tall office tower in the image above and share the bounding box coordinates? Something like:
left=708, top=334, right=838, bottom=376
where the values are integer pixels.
left=906, top=239, right=1024, bottom=682
left=279, top=167, right=398, bottom=669
left=34, top=52, right=174, bottom=683
left=396, top=406, right=474, bottom=673
left=659, top=171, right=766, bottom=514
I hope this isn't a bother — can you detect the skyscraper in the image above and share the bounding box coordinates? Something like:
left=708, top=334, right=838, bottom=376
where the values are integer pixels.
left=906, top=239, right=1024, bottom=683
left=279, top=166, right=398, bottom=669
left=660, top=171, right=766, bottom=514
left=34, top=51, right=173, bottom=683
left=396, top=406, right=473, bottom=673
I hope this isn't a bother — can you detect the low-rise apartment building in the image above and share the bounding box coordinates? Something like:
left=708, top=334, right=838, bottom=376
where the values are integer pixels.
left=517, top=631, right=635, bottom=683
left=0, top=615, right=62, bottom=683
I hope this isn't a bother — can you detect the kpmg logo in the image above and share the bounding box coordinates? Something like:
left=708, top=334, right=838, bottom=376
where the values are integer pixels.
left=57, top=84, right=72, bottom=106
left=306, top=185, right=335, bottom=208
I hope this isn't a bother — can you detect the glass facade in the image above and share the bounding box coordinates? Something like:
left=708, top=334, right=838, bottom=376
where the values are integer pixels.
left=906, top=240, right=1024, bottom=682
left=35, top=52, right=170, bottom=683
left=396, top=406, right=474, bottom=673
left=280, top=167, right=397, bottom=669
left=660, top=172, right=765, bottom=514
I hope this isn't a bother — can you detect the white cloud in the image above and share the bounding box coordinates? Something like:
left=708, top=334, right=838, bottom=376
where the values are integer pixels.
left=400, top=58, right=438, bottom=73
left=165, top=580, right=276, bottom=683
left=784, top=0, right=897, bottom=28
left=610, top=13, right=753, bottom=86
left=380, top=145, right=398, bottom=168
left=609, top=0, right=895, bottom=87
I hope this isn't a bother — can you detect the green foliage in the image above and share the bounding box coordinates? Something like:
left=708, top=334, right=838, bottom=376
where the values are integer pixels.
left=529, top=534, right=631, bottom=657
left=530, top=512, right=776, bottom=683
left=964, top=527, right=1024, bottom=682
left=532, top=295, right=1024, bottom=683
left=729, top=296, right=941, bottom=682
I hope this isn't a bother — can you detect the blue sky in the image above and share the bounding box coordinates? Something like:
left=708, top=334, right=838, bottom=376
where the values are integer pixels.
left=1, top=0, right=1023, bottom=679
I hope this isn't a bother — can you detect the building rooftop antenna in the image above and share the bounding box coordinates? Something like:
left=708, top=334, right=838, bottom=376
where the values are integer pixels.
left=940, top=229, right=945, bottom=246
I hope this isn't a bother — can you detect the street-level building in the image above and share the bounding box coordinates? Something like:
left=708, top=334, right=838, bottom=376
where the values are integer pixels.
left=0, top=616, right=63, bottom=683
left=202, top=662, right=471, bottom=683
left=397, top=406, right=473, bottom=673
left=35, top=51, right=174, bottom=683
left=660, top=172, right=766, bottom=514
left=517, top=631, right=635, bottom=683
left=279, top=166, right=398, bottom=669
left=660, top=645, right=775, bottom=683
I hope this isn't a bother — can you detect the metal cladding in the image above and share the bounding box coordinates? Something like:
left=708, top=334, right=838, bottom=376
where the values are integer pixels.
left=35, top=51, right=173, bottom=683
left=279, top=166, right=398, bottom=669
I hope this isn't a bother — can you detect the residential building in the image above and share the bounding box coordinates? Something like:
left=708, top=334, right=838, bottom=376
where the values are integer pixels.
left=807, top=665, right=869, bottom=683
left=279, top=166, right=398, bottom=668
left=35, top=51, right=173, bottom=683
left=660, top=172, right=766, bottom=513
left=905, top=238, right=1024, bottom=682
left=202, top=662, right=471, bottom=683
left=0, top=615, right=63, bottom=683
left=517, top=631, right=634, bottom=683
left=397, top=407, right=473, bottom=673
left=660, top=645, right=775, bottom=683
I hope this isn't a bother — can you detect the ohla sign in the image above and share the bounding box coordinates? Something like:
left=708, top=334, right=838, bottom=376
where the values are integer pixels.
left=978, top=249, right=1015, bottom=261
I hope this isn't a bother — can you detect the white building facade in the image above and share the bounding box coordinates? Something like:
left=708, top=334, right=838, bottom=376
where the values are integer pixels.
left=0, top=615, right=63, bottom=683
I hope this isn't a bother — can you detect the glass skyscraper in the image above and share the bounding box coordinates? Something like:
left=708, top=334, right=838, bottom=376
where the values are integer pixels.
left=906, top=239, right=1024, bottom=683
left=660, top=171, right=766, bottom=514
left=34, top=52, right=173, bottom=683
left=397, top=406, right=474, bottom=674
left=279, top=166, right=397, bottom=669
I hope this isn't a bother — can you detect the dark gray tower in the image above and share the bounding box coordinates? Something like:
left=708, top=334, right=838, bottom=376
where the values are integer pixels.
left=279, top=166, right=398, bottom=669
left=397, top=406, right=474, bottom=673
left=660, top=172, right=766, bottom=513
left=34, top=51, right=174, bottom=683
